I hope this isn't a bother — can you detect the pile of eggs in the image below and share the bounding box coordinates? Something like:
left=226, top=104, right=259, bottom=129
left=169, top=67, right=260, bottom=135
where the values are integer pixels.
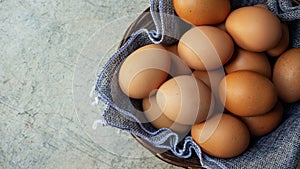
left=118, top=0, right=300, bottom=158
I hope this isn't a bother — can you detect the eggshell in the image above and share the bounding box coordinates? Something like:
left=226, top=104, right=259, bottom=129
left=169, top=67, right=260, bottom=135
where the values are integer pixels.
left=165, top=44, right=179, bottom=56
left=173, top=0, right=231, bottom=26
left=225, top=48, right=272, bottom=79
left=192, top=69, right=226, bottom=117
left=118, top=44, right=170, bottom=99
left=225, top=6, right=282, bottom=52
left=191, top=114, right=250, bottom=158
left=165, top=44, right=192, bottom=76
left=219, top=70, right=277, bottom=117
left=156, top=75, right=213, bottom=125
left=272, top=48, right=300, bottom=103
left=267, top=23, right=290, bottom=57
left=178, top=26, right=234, bottom=70
left=192, top=68, right=225, bottom=95
left=254, top=4, right=268, bottom=9
left=142, top=94, right=191, bottom=134
left=215, top=22, right=226, bottom=32
left=241, top=102, right=283, bottom=137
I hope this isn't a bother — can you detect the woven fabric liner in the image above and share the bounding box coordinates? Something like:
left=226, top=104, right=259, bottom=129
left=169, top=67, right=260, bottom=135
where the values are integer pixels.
left=95, top=0, right=300, bottom=168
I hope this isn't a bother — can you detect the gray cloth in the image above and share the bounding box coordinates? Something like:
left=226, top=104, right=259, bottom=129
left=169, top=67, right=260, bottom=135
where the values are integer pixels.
left=95, top=0, right=300, bottom=168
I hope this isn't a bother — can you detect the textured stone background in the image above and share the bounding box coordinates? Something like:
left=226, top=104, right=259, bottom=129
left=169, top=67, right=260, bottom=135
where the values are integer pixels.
left=0, top=0, right=299, bottom=169
left=0, top=0, right=179, bottom=168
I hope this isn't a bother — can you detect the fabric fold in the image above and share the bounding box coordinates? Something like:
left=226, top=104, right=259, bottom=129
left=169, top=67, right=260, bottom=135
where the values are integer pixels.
left=95, top=0, right=300, bottom=168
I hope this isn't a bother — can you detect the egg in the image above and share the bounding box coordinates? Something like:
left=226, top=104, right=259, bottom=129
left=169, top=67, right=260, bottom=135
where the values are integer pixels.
left=219, top=70, right=277, bottom=117
left=173, top=0, right=231, bottom=26
left=225, top=48, right=272, bottom=79
left=192, top=68, right=225, bottom=95
left=142, top=93, right=191, bottom=134
left=178, top=26, right=234, bottom=70
left=267, top=23, right=290, bottom=57
left=165, top=44, right=179, bottom=56
left=241, top=102, right=283, bottom=137
left=272, top=48, right=300, bottom=103
left=225, top=6, right=282, bottom=52
left=192, top=68, right=226, bottom=117
left=156, top=75, right=213, bottom=125
left=118, top=44, right=170, bottom=99
left=254, top=4, right=268, bottom=9
left=191, top=114, right=250, bottom=158
left=215, top=22, right=226, bottom=32
left=165, top=44, right=192, bottom=76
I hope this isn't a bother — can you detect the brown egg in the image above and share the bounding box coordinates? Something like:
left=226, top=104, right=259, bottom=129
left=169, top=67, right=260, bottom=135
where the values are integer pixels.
left=267, top=23, right=290, bottom=57
left=215, top=22, right=226, bottom=32
left=241, top=102, right=283, bottom=137
left=165, top=44, right=192, bottom=76
left=225, top=6, right=282, bottom=52
left=142, top=94, right=191, bottom=134
left=192, top=68, right=225, bottom=95
left=219, top=70, right=277, bottom=117
left=272, top=48, right=300, bottom=103
left=156, top=75, right=213, bottom=125
left=118, top=44, right=170, bottom=99
left=192, top=69, right=226, bottom=117
left=178, top=26, right=234, bottom=70
left=173, top=0, right=231, bottom=26
left=254, top=4, right=268, bottom=9
left=225, top=48, right=272, bottom=79
left=165, top=44, right=179, bottom=56
left=191, top=114, right=250, bottom=158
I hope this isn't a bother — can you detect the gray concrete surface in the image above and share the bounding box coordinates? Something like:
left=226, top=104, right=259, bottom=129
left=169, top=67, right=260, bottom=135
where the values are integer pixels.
left=0, top=0, right=179, bottom=168
left=0, top=1, right=299, bottom=169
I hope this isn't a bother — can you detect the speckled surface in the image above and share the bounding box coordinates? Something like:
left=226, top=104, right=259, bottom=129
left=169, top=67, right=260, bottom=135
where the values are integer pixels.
left=1, top=1, right=299, bottom=169
left=0, top=0, right=179, bottom=168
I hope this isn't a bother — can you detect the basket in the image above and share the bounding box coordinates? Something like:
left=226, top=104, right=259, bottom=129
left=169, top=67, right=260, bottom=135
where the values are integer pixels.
left=96, top=1, right=300, bottom=168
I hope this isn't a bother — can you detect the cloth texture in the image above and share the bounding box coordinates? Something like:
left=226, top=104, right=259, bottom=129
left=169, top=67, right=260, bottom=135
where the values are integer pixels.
left=95, top=0, right=300, bottom=168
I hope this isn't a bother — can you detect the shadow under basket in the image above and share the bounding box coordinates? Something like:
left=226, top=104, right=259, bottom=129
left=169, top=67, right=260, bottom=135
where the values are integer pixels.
left=119, top=8, right=202, bottom=169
